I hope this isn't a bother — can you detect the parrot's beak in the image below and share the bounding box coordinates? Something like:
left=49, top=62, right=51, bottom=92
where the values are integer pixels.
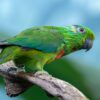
left=84, top=39, right=93, bottom=51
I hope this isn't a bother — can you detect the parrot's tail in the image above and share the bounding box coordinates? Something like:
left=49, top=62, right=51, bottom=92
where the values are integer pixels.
left=0, top=48, right=2, bottom=53
left=4, top=77, right=33, bottom=97
left=0, top=41, right=33, bottom=97
left=0, top=41, right=9, bottom=53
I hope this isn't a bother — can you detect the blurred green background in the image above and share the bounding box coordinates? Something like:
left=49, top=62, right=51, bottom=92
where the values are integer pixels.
left=0, top=0, right=100, bottom=100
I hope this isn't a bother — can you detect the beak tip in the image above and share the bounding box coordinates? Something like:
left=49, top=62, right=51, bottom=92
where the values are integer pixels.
left=84, top=39, right=93, bottom=51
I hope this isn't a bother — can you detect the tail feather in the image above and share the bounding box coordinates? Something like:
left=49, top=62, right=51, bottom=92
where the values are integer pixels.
left=0, top=41, right=33, bottom=96
left=0, top=49, right=2, bottom=53
left=0, top=42, right=10, bottom=48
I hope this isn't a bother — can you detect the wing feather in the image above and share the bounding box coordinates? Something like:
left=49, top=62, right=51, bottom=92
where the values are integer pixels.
left=4, top=26, right=65, bottom=52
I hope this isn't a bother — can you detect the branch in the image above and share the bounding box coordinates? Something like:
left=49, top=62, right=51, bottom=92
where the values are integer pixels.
left=0, top=61, right=88, bottom=100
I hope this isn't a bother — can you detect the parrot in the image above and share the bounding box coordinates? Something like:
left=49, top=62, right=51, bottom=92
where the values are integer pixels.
left=0, top=25, right=95, bottom=96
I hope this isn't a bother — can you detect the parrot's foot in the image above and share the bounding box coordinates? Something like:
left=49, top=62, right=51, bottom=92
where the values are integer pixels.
left=38, top=70, right=48, bottom=74
left=16, top=64, right=25, bottom=72
left=34, top=70, right=49, bottom=78
left=17, top=67, right=25, bottom=72
left=7, top=67, right=17, bottom=74
left=7, top=65, right=25, bottom=75
left=31, top=69, right=45, bottom=74
left=30, top=69, right=48, bottom=76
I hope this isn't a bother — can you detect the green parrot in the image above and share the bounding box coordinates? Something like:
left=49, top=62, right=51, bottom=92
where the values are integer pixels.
left=0, top=25, right=95, bottom=97
left=0, top=25, right=95, bottom=72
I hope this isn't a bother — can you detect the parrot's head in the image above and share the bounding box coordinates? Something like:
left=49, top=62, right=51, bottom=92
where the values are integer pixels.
left=64, top=25, right=95, bottom=53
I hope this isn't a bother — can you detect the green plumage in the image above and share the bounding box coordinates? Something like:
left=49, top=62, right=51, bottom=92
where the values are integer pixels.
left=6, top=26, right=66, bottom=52
left=0, top=25, right=95, bottom=72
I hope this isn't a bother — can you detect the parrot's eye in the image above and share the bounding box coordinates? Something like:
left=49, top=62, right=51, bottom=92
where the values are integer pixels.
left=77, top=28, right=85, bottom=34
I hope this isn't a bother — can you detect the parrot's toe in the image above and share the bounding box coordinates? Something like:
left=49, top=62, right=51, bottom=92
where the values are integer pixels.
left=7, top=67, right=17, bottom=74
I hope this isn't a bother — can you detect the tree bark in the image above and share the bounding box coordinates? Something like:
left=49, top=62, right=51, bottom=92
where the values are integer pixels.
left=0, top=61, right=88, bottom=100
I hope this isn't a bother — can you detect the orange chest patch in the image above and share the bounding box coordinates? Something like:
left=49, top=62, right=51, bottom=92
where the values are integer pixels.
left=55, top=49, right=65, bottom=60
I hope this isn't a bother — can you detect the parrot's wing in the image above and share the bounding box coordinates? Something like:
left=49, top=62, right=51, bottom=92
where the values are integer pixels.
left=4, top=26, right=65, bottom=52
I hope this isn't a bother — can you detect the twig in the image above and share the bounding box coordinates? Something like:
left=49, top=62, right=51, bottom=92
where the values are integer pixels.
left=0, top=61, right=88, bottom=100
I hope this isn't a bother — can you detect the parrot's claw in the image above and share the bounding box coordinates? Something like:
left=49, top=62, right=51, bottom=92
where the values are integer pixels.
left=7, top=65, right=25, bottom=75
left=34, top=70, right=49, bottom=77
left=17, top=67, right=25, bottom=72
left=41, top=70, right=48, bottom=74
left=7, top=67, right=17, bottom=74
left=16, top=64, right=25, bottom=72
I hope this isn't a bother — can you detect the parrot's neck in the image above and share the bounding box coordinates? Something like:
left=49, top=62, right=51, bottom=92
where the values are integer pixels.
left=64, top=40, right=83, bottom=55
left=64, top=44, right=77, bottom=54
left=62, top=32, right=83, bottom=55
